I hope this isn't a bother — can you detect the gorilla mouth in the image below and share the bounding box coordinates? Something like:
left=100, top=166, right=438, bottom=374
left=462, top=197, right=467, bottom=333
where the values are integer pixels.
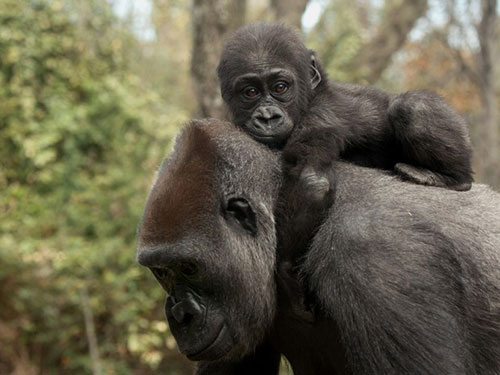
left=250, top=133, right=275, bottom=141
left=185, top=325, right=232, bottom=361
left=251, top=134, right=286, bottom=148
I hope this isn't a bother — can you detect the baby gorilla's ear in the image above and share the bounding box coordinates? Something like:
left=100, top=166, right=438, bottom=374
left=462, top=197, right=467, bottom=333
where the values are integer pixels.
left=309, top=51, right=322, bottom=89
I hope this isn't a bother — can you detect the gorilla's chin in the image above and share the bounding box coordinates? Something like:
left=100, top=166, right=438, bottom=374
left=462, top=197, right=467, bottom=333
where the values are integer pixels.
left=183, top=325, right=234, bottom=361
left=166, top=296, right=236, bottom=362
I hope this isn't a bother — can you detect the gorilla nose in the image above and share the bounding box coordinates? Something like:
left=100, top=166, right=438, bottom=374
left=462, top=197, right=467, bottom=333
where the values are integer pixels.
left=166, top=293, right=204, bottom=326
left=137, top=246, right=199, bottom=277
left=253, top=106, right=283, bottom=130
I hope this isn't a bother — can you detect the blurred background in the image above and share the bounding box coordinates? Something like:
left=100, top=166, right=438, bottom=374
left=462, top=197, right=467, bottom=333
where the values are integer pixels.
left=0, top=0, right=498, bottom=374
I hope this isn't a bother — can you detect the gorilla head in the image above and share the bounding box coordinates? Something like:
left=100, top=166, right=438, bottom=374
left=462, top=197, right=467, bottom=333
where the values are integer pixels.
left=217, top=23, right=322, bottom=147
left=136, top=119, right=282, bottom=361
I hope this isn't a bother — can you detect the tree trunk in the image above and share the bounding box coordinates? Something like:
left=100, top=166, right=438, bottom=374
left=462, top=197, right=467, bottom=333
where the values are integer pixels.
left=191, top=0, right=247, bottom=118
left=476, top=0, right=498, bottom=187
left=270, top=0, right=310, bottom=30
left=80, top=287, right=101, bottom=375
left=348, top=0, right=428, bottom=84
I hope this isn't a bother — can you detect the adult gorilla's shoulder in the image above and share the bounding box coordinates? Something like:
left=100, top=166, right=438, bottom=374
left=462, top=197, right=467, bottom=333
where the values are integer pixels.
left=299, top=164, right=500, bottom=374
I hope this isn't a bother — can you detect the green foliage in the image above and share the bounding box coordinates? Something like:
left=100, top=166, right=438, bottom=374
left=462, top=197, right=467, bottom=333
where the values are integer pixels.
left=306, top=0, right=365, bottom=82
left=0, top=0, right=190, bottom=373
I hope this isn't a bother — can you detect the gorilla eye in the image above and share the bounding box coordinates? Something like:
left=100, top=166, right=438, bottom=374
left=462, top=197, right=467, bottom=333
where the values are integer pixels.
left=244, top=87, right=259, bottom=99
left=274, top=82, right=288, bottom=94
left=223, top=197, right=257, bottom=235
left=179, top=262, right=198, bottom=278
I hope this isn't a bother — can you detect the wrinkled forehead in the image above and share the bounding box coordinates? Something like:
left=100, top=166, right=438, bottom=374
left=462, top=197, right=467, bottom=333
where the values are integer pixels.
left=137, top=120, right=281, bottom=246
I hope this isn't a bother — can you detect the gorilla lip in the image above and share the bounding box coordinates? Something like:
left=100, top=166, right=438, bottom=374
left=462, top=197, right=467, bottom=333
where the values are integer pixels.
left=251, top=134, right=287, bottom=148
left=184, top=325, right=231, bottom=361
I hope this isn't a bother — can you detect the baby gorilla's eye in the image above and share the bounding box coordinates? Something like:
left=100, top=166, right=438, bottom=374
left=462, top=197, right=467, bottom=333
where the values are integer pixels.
left=274, top=82, right=288, bottom=94
left=244, top=87, right=259, bottom=98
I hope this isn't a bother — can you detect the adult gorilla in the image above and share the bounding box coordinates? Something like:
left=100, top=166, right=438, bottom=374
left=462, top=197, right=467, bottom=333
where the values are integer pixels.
left=137, top=119, right=500, bottom=375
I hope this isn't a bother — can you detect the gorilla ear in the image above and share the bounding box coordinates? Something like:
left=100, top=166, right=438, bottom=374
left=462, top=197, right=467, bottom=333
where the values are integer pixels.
left=224, top=197, right=257, bottom=235
left=310, top=52, right=322, bottom=90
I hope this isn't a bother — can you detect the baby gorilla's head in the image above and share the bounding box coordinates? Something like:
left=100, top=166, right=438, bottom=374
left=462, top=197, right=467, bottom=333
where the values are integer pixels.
left=217, top=22, right=323, bottom=147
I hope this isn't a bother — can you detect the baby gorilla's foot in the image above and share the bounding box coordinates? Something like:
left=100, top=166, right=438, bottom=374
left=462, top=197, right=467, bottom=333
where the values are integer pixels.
left=395, top=163, right=472, bottom=191
left=299, top=166, right=331, bottom=202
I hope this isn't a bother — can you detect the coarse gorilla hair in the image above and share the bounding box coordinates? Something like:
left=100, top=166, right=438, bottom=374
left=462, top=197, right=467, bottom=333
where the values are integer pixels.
left=138, top=119, right=500, bottom=374
left=137, top=119, right=281, bottom=361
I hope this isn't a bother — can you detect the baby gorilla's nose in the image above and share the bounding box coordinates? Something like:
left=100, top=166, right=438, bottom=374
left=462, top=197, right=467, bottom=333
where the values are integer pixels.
left=253, top=106, right=283, bottom=130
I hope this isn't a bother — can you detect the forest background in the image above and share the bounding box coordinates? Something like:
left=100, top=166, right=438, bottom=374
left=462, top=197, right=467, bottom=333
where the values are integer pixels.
left=1, top=0, right=499, bottom=374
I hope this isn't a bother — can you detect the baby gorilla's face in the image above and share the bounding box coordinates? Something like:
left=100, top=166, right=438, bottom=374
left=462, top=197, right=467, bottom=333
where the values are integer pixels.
left=223, top=64, right=298, bottom=147
left=217, top=23, right=320, bottom=148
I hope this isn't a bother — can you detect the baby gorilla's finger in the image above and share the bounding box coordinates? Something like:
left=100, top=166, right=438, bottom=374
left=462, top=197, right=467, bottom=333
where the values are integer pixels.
left=299, top=167, right=331, bottom=202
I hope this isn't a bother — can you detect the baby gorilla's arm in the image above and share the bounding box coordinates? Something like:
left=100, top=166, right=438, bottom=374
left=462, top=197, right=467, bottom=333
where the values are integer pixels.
left=275, top=161, right=336, bottom=323
left=283, top=89, right=473, bottom=203
left=276, top=153, right=336, bottom=262
left=282, top=125, right=341, bottom=208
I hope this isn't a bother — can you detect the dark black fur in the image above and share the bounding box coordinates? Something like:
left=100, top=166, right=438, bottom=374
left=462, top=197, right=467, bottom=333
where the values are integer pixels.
left=137, top=120, right=500, bottom=375
left=217, top=23, right=474, bottom=321
left=217, top=23, right=474, bottom=214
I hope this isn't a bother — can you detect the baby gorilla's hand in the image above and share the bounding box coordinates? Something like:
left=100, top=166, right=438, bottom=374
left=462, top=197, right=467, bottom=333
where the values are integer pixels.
left=283, top=126, right=339, bottom=206
left=283, top=152, right=334, bottom=207
left=299, top=166, right=331, bottom=202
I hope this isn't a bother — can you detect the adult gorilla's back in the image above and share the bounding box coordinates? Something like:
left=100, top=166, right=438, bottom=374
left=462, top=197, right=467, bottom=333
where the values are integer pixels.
left=294, top=164, right=500, bottom=374
left=137, top=119, right=500, bottom=375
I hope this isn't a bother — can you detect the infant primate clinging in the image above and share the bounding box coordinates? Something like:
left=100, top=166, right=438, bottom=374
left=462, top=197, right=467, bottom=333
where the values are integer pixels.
left=217, top=22, right=473, bottom=206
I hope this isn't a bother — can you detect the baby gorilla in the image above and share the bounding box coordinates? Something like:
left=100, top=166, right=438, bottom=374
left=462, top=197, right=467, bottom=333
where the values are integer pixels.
left=217, top=22, right=473, bottom=205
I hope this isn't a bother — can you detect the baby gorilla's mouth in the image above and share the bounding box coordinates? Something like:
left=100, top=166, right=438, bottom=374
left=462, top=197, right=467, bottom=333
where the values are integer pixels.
left=185, top=325, right=232, bottom=361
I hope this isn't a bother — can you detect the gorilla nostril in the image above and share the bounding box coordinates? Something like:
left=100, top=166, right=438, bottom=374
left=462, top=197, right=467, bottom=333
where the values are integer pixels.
left=171, top=302, right=189, bottom=324
left=268, top=114, right=282, bottom=123
left=182, top=312, right=194, bottom=325
left=254, top=116, right=279, bottom=130
left=254, top=111, right=282, bottom=129
left=169, top=298, right=201, bottom=325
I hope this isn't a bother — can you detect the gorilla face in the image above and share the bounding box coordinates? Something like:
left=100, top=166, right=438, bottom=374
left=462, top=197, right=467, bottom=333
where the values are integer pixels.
left=137, top=120, right=281, bottom=361
left=225, top=66, right=297, bottom=146
left=217, top=23, right=321, bottom=148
